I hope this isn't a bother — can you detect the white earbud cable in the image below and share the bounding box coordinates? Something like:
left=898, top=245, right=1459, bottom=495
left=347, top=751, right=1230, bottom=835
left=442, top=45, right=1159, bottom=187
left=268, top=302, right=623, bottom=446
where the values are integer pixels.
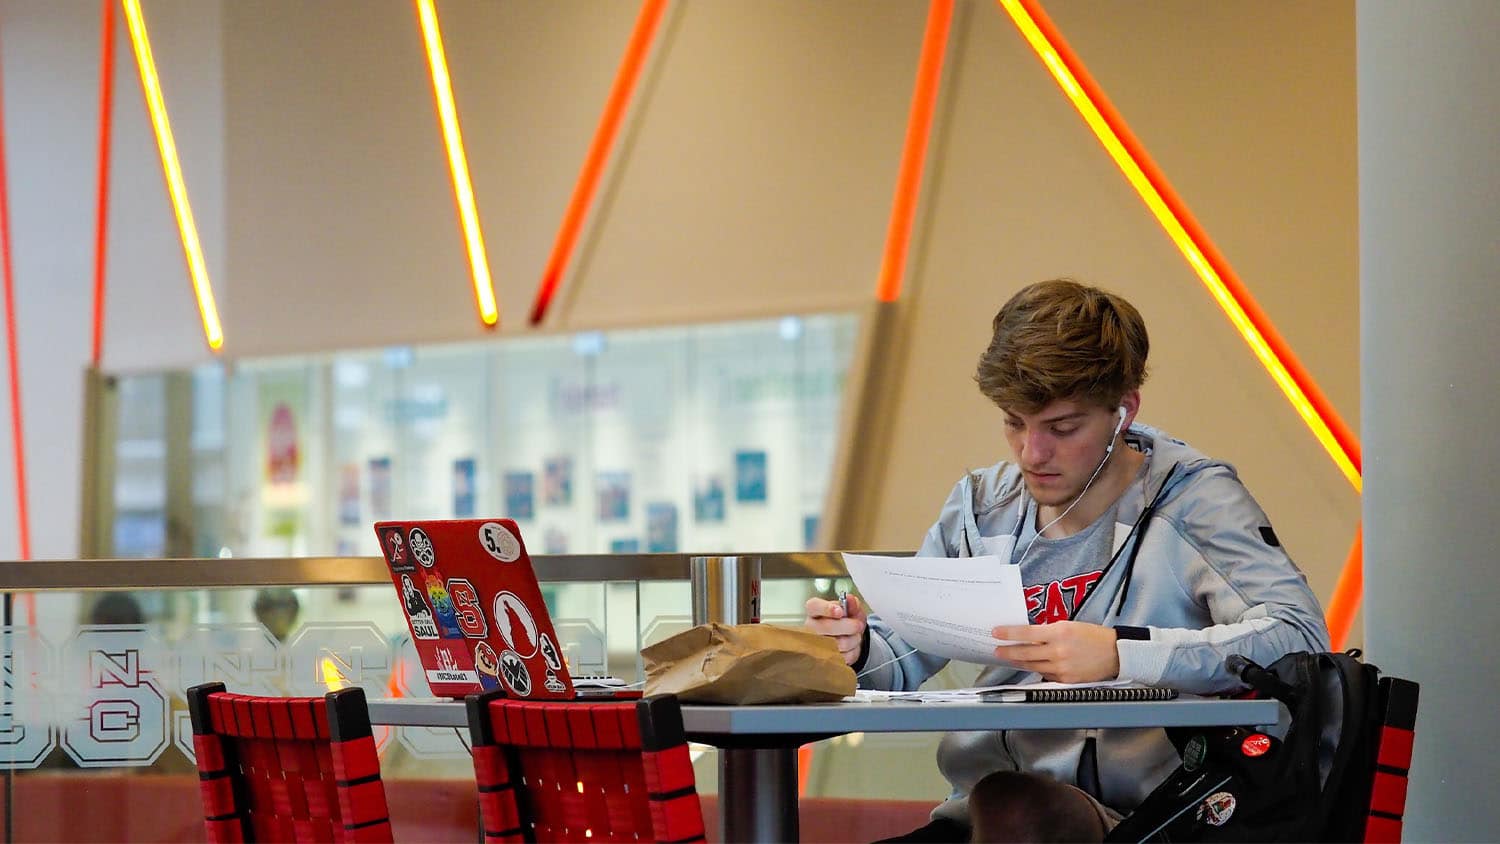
left=1015, top=408, right=1126, bottom=568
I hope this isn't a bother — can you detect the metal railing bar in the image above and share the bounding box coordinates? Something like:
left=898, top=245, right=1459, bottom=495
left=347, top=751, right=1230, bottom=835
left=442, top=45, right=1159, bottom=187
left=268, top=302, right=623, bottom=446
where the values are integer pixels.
left=0, top=551, right=908, bottom=592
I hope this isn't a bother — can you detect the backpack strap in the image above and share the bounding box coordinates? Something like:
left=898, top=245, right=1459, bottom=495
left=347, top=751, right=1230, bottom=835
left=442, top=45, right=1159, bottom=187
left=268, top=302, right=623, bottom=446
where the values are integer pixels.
left=1313, top=652, right=1379, bottom=837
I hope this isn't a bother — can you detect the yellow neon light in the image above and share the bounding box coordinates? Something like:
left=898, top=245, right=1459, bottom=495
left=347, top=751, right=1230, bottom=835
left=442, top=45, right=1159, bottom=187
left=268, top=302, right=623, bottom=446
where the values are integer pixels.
left=319, top=657, right=347, bottom=691
left=416, top=0, right=498, bottom=327
left=999, top=0, right=1360, bottom=493
left=121, top=0, right=224, bottom=352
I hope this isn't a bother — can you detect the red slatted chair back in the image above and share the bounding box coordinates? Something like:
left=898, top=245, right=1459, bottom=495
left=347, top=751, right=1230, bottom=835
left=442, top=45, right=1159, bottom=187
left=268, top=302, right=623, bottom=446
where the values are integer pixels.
left=186, top=682, right=394, bottom=843
left=466, top=691, right=705, bottom=844
left=1363, top=676, right=1420, bottom=843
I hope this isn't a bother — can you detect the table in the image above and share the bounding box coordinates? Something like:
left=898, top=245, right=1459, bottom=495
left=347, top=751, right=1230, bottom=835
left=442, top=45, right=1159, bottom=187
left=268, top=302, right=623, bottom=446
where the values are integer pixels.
left=367, top=696, right=1283, bottom=843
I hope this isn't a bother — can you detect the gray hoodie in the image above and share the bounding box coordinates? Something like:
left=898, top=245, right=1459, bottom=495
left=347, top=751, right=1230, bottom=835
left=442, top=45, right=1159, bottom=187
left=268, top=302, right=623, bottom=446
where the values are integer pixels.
left=861, top=424, right=1330, bottom=823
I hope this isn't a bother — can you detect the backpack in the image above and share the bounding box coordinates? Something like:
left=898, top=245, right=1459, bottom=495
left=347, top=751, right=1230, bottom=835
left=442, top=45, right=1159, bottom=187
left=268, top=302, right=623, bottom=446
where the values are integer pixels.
left=1106, top=650, right=1419, bottom=843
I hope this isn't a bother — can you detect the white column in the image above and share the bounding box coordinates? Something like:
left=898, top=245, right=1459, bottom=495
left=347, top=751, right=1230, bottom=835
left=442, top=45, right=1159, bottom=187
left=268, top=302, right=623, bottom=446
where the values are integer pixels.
left=1359, top=1, right=1500, bottom=839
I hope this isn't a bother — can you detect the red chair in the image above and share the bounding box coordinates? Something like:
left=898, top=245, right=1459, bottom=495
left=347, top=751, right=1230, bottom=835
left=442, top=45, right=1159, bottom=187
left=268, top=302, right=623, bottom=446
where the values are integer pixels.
left=465, top=690, right=706, bottom=843
left=1362, top=675, right=1420, bottom=843
left=186, top=682, right=394, bottom=843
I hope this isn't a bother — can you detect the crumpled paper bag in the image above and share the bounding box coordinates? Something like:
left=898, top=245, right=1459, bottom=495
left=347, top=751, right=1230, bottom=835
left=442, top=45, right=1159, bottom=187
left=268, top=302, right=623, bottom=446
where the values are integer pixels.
left=642, top=622, right=856, bottom=704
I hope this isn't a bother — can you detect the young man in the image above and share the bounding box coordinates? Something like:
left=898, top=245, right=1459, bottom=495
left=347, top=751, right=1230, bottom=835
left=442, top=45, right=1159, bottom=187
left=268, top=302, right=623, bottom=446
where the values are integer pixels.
left=805, top=279, right=1329, bottom=841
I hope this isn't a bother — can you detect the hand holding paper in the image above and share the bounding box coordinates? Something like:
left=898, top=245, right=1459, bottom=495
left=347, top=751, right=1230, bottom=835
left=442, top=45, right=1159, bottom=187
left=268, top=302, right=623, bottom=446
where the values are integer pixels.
left=841, top=553, right=1032, bottom=665
left=991, top=621, right=1123, bottom=683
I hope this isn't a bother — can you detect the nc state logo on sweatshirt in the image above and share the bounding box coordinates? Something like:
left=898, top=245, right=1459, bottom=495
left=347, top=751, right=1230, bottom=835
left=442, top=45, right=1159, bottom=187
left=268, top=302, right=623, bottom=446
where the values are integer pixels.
left=1025, top=570, right=1103, bottom=624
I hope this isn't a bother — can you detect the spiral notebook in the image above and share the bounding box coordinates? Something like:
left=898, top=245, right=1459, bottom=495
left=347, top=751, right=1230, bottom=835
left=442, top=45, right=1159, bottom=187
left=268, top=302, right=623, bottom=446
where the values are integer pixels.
left=851, top=680, right=1177, bottom=704
left=981, top=685, right=1178, bottom=703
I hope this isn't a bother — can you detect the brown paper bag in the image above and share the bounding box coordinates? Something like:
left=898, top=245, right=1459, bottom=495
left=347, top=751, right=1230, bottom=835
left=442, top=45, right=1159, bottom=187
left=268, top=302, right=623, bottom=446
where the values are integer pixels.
left=641, top=623, right=856, bottom=704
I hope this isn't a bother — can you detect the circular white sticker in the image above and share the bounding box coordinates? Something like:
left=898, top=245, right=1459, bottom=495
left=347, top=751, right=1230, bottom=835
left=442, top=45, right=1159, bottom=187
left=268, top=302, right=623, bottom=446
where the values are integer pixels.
left=478, top=522, right=520, bottom=562
left=409, top=527, right=436, bottom=568
left=1197, top=791, right=1237, bottom=827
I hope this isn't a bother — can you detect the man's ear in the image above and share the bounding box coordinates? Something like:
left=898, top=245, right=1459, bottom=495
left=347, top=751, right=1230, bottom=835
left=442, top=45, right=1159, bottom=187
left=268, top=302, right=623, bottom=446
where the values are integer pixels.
left=1118, top=389, right=1142, bottom=428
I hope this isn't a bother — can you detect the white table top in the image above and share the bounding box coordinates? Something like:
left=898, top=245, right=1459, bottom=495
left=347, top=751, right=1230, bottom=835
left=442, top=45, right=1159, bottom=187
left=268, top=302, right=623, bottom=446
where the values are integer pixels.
left=366, top=695, right=1283, bottom=736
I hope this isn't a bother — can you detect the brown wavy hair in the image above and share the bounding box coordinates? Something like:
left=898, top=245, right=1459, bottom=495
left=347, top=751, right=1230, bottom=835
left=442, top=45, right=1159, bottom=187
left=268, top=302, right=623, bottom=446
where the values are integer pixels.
left=974, top=279, right=1149, bottom=414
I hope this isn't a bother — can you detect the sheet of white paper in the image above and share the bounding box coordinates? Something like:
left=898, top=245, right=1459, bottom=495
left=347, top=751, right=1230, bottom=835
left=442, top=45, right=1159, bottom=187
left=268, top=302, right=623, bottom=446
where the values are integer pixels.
left=849, top=679, right=1135, bottom=703
left=842, top=552, right=1031, bottom=665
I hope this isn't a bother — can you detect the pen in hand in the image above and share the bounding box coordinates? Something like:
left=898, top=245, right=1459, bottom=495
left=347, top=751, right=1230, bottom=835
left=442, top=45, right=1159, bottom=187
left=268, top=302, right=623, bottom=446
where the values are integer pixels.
left=839, top=590, right=850, bottom=617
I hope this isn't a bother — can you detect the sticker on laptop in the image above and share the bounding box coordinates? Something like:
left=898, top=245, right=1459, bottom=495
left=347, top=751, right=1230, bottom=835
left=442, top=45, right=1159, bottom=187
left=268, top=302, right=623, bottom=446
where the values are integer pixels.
left=424, top=571, right=465, bottom=639
left=543, top=670, right=566, bottom=694
left=400, top=573, right=439, bottom=639
left=409, top=527, right=436, bottom=568
left=539, top=633, right=562, bottom=672
left=499, top=649, right=532, bottom=697
left=493, top=591, right=539, bottom=658
left=382, top=528, right=412, bottom=572
left=1197, top=791, right=1237, bottom=827
left=427, top=643, right=479, bottom=685
left=447, top=578, right=488, bottom=638
left=474, top=642, right=501, bottom=691
left=478, top=522, right=521, bottom=562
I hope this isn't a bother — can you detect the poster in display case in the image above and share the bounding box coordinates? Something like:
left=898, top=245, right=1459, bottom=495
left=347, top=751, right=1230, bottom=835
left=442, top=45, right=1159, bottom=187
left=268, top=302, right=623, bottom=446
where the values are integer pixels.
left=452, top=457, right=476, bottom=517
left=338, top=464, right=361, bottom=525
left=734, top=450, right=768, bottom=503
left=597, top=471, right=631, bottom=521
left=543, top=455, right=573, bottom=506
left=504, top=471, right=535, bottom=520
left=368, top=456, right=392, bottom=520
left=693, top=475, right=726, bottom=522
left=646, top=502, right=679, bottom=553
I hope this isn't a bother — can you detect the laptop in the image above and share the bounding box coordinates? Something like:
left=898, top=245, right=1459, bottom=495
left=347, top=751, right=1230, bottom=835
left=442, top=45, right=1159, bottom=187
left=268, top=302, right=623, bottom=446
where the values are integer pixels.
left=374, top=518, right=575, bottom=700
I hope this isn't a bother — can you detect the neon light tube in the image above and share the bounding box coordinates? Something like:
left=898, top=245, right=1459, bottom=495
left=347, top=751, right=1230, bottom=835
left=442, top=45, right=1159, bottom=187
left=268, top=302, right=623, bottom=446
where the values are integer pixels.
left=122, top=0, right=224, bottom=351
left=416, top=0, right=498, bottom=327
left=530, top=0, right=668, bottom=326
left=876, top=0, right=954, bottom=303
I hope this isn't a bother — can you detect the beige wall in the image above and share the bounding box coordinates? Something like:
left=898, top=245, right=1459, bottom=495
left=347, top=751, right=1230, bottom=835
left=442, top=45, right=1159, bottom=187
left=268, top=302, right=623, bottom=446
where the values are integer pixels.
left=221, top=0, right=925, bottom=352
left=0, top=0, right=1358, bottom=622
left=832, top=2, right=1359, bottom=618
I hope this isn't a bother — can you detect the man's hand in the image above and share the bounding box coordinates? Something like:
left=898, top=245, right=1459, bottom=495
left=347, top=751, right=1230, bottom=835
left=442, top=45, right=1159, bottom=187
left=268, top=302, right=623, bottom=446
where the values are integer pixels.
left=805, top=595, right=868, bottom=666
left=991, top=621, right=1120, bottom=684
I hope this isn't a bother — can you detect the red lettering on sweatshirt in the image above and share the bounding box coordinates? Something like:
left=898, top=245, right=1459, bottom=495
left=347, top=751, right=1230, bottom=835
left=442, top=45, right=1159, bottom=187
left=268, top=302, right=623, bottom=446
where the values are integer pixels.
left=1024, top=570, right=1104, bottom=624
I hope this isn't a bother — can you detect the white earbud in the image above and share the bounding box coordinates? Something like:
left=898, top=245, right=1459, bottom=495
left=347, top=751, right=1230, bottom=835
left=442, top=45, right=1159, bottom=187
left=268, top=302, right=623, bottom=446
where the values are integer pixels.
left=1105, top=406, right=1127, bottom=455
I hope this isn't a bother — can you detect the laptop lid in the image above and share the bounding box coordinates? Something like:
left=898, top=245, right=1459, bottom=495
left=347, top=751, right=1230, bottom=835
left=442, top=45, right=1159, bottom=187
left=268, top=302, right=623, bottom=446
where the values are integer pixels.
left=374, top=518, right=575, bottom=700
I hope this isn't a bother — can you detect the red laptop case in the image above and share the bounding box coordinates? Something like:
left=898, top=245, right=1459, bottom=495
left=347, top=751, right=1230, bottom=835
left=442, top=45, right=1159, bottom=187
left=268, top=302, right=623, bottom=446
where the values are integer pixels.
left=374, top=518, right=575, bottom=700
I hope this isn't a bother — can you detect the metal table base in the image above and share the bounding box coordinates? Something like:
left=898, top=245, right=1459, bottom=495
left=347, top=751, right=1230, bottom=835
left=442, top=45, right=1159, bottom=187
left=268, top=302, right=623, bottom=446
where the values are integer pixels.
left=720, top=747, right=799, bottom=843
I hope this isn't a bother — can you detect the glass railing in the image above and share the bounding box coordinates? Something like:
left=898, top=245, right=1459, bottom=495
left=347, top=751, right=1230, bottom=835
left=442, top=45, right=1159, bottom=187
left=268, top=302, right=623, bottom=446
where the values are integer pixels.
left=2, top=553, right=976, bottom=842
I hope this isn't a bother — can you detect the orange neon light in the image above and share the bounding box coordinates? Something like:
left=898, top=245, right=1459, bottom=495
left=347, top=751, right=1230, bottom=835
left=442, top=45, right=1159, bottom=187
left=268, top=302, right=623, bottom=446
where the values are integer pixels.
left=876, top=0, right=954, bottom=303
left=1326, top=527, right=1362, bottom=651
left=529, top=0, right=668, bottom=326
left=92, top=0, right=117, bottom=365
left=415, top=0, right=498, bottom=328
left=122, top=0, right=223, bottom=352
left=0, top=51, right=31, bottom=561
left=997, top=0, right=1361, bottom=494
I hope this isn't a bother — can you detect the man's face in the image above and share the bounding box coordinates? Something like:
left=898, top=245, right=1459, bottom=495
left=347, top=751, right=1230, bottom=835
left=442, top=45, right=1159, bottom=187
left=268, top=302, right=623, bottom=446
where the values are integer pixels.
left=1003, top=399, right=1117, bottom=507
